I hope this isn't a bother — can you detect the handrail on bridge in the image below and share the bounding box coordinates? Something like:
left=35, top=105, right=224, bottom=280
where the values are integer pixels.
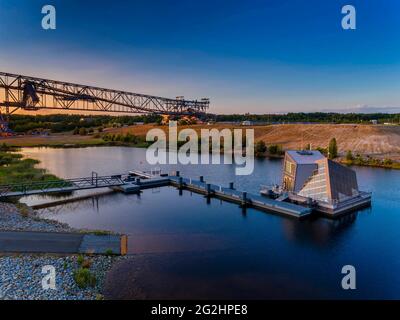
left=0, top=174, right=127, bottom=198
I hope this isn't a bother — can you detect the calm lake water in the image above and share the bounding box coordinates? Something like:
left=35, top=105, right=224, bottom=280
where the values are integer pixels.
left=20, top=147, right=400, bottom=299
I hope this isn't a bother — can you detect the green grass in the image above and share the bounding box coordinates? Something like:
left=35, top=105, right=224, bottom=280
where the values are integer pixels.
left=0, top=150, right=62, bottom=186
left=73, top=267, right=97, bottom=288
left=341, top=158, right=400, bottom=170
left=91, top=230, right=113, bottom=236
left=104, top=249, right=115, bottom=256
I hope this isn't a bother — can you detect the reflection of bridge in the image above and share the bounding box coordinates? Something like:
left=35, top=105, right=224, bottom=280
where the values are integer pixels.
left=0, top=71, right=210, bottom=132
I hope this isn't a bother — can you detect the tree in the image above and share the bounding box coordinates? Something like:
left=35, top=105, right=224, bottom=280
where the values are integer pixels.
left=346, top=150, right=354, bottom=162
left=268, top=144, right=283, bottom=155
left=255, top=140, right=267, bottom=157
left=328, top=138, right=338, bottom=159
left=79, top=127, right=87, bottom=136
left=383, top=158, right=393, bottom=166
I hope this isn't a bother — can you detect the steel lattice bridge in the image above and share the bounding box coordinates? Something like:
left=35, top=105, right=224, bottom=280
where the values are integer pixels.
left=0, top=71, right=210, bottom=132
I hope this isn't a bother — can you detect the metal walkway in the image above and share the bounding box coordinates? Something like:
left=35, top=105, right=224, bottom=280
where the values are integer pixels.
left=169, top=176, right=312, bottom=218
left=0, top=231, right=127, bottom=255
left=0, top=170, right=312, bottom=219
left=0, top=173, right=125, bottom=198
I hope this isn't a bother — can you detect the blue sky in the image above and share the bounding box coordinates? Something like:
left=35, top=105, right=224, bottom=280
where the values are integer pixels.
left=0, top=0, right=399, bottom=113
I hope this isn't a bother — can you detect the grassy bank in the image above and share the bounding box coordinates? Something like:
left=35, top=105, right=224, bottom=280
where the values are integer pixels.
left=0, top=132, right=151, bottom=149
left=0, top=135, right=106, bottom=148
left=0, top=145, right=61, bottom=185
left=340, top=158, right=400, bottom=170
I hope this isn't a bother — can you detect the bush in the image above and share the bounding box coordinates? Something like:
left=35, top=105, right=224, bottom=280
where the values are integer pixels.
left=79, top=128, right=87, bottom=136
left=255, top=141, right=267, bottom=157
left=383, top=158, right=393, bottom=166
left=105, top=249, right=114, bottom=256
left=77, top=255, right=84, bottom=266
left=346, top=150, right=354, bottom=161
left=268, top=144, right=282, bottom=155
left=73, top=268, right=96, bottom=288
left=354, top=154, right=365, bottom=165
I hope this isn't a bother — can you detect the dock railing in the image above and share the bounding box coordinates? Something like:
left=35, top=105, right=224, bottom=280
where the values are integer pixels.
left=0, top=175, right=126, bottom=198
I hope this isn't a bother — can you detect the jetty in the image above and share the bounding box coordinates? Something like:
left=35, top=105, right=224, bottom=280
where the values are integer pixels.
left=168, top=175, right=311, bottom=218
left=0, top=170, right=312, bottom=219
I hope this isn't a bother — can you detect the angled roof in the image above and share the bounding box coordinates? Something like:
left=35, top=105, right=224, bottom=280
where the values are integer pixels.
left=286, top=150, right=325, bottom=165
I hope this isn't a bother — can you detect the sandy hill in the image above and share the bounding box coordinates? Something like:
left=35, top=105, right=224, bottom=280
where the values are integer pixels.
left=108, top=123, right=400, bottom=159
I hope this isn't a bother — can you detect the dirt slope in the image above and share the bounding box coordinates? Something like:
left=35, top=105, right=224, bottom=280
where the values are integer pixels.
left=110, top=123, right=400, bottom=159
left=255, top=124, right=400, bottom=158
left=2, top=123, right=400, bottom=160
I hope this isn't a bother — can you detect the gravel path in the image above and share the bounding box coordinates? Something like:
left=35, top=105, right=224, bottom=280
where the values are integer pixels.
left=0, top=201, right=124, bottom=300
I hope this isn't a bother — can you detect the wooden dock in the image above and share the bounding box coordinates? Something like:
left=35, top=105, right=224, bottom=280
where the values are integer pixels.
left=126, top=171, right=311, bottom=218
left=168, top=176, right=311, bottom=218
left=1, top=170, right=312, bottom=219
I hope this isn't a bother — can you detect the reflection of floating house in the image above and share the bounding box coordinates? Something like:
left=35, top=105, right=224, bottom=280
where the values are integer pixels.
left=262, top=150, right=371, bottom=217
left=282, top=150, right=371, bottom=216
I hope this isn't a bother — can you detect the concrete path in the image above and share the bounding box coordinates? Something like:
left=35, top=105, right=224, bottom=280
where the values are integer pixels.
left=0, top=231, right=126, bottom=255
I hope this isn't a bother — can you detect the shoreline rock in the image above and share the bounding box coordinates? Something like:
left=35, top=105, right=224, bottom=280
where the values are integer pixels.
left=0, top=201, right=125, bottom=300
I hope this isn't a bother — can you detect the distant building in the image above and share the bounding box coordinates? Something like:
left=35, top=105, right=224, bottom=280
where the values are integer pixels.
left=241, top=120, right=253, bottom=126
left=282, top=150, right=359, bottom=203
left=371, top=119, right=378, bottom=125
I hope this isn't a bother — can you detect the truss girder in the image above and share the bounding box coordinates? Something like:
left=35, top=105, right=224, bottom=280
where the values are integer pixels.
left=0, top=72, right=209, bottom=116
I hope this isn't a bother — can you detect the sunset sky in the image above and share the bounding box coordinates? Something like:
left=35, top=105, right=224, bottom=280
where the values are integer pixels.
left=0, top=0, right=399, bottom=114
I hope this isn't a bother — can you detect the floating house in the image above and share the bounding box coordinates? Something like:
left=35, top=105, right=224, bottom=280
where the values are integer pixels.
left=280, top=150, right=371, bottom=216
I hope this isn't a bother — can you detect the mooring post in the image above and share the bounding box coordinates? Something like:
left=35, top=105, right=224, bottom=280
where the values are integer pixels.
left=206, top=183, right=211, bottom=196
left=242, top=191, right=247, bottom=206
left=179, top=177, right=183, bottom=188
left=200, top=176, right=204, bottom=183
left=92, top=171, right=98, bottom=187
left=229, top=182, right=234, bottom=189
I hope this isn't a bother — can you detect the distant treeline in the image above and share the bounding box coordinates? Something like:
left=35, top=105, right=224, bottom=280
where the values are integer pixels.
left=7, top=112, right=400, bottom=133
left=215, top=112, right=400, bottom=124
left=9, top=114, right=162, bottom=133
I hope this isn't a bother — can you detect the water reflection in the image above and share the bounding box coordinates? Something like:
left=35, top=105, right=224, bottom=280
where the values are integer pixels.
left=20, top=147, right=400, bottom=299
left=37, top=187, right=363, bottom=252
left=282, top=213, right=358, bottom=246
